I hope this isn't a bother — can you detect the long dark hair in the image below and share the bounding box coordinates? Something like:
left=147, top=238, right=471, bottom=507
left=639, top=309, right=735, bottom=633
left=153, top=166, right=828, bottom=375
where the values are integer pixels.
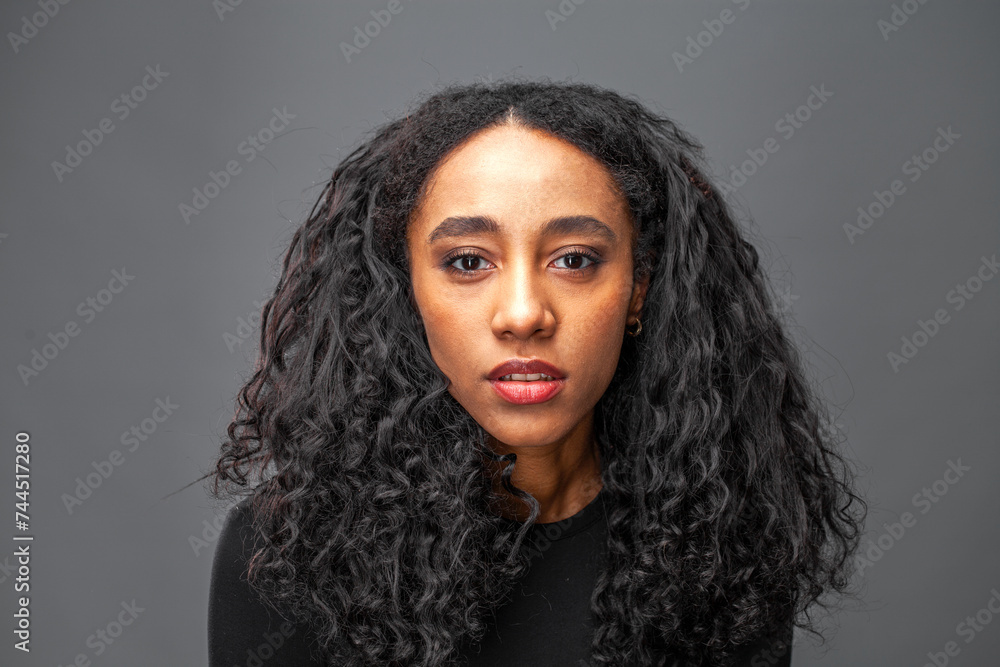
left=208, top=77, right=866, bottom=666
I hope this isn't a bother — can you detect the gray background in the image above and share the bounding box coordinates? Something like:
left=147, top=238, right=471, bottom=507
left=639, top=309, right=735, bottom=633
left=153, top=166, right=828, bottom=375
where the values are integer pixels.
left=1, top=0, right=998, bottom=665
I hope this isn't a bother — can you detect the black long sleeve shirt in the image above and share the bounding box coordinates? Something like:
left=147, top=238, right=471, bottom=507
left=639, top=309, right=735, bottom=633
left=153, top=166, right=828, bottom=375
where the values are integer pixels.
left=208, top=488, right=793, bottom=666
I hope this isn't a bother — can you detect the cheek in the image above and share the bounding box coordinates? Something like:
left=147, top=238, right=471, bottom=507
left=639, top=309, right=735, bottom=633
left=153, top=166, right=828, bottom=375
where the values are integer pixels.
left=409, top=262, right=485, bottom=394
left=581, top=301, right=629, bottom=374
left=419, top=301, right=478, bottom=384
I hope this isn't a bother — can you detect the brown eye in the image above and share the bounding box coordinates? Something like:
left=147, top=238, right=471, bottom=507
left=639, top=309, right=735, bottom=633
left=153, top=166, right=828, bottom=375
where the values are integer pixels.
left=442, top=251, right=494, bottom=275
left=552, top=251, right=599, bottom=273
left=456, top=256, right=482, bottom=271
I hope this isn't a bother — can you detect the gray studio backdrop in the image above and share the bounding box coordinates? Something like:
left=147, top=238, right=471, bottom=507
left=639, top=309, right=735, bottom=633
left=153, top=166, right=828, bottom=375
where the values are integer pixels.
left=1, top=0, right=998, bottom=665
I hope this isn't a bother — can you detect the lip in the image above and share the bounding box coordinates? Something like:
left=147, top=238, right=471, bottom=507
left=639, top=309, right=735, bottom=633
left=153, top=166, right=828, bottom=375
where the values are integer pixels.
left=487, top=358, right=566, bottom=381
left=486, top=358, right=567, bottom=405
left=489, top=377, right=566, bottom=405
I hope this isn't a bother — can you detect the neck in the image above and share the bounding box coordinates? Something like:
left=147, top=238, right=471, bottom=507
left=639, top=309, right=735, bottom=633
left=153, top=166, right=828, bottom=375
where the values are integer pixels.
left=482, top=417, right=604, bottom=524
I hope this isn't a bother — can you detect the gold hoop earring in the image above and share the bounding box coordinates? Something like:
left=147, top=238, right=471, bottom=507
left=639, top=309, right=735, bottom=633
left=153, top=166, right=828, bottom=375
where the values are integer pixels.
left=626, top=318, right=642, bottom=337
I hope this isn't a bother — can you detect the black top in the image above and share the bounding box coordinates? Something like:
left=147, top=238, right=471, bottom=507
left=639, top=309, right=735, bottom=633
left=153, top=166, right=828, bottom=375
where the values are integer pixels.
left=208, top=488, right=793, bottom=666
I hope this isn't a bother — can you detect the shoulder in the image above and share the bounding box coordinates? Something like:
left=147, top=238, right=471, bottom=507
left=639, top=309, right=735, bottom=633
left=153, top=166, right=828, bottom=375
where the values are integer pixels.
left=728, top=617, right=794, bottom=667
left=210, top=496, right=278, bottom=612
left=213, top=497, right=257, bottom=569
left=208, top=497, right=265, bottom=617
left=208, top=497, right=320, bottom=665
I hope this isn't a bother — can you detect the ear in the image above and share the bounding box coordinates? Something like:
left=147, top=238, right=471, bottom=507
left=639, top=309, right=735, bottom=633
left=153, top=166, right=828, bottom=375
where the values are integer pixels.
left=407, top=288, right=427, bottom=338
left=407, top=285, right=421, bottom=317
left=405, top=284, right=432, bottom=345
left=628, top=271, right=650, bottom=325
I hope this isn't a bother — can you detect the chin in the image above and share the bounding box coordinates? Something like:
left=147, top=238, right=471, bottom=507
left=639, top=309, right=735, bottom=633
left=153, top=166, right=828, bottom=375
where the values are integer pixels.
left=486, top=425, right=571, bottom=450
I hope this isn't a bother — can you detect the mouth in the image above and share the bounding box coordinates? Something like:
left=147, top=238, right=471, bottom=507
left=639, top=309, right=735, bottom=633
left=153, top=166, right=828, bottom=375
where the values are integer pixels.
left=486, top=359, right=566, bottom=405
left=486, top=358, right=565, bottom=381
left=495, top=372, right=557, bottom=381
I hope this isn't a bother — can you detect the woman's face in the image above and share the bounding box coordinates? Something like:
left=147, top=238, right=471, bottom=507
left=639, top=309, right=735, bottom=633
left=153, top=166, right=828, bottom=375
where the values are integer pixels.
left=406, top=123, right=648, bottom=451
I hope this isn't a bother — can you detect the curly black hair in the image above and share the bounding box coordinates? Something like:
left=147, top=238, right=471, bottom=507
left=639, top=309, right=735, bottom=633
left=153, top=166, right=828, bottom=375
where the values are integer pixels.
left=206, top=76, right=867, bottom=666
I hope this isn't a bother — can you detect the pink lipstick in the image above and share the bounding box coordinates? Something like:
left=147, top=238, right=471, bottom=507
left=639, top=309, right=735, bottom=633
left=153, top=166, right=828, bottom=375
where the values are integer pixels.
left=487, top=358, right=566, bottom=405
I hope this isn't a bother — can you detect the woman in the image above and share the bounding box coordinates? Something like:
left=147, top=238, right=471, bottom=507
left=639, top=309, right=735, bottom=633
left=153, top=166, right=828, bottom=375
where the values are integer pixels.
left=207, top=78, right=866, bottom=666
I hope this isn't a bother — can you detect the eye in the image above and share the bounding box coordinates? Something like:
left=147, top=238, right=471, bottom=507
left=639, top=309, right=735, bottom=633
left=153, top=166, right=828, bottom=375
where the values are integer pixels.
left=443, top=250, right=494, bottom=275
left=440, top=247, right=602, bottom=277
left=552, top=250, right=599, bottom=273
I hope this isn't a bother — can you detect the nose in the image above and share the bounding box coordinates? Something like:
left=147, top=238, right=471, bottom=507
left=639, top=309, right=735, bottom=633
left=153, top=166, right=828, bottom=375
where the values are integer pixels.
left=490, top=257, right=554, bottom=340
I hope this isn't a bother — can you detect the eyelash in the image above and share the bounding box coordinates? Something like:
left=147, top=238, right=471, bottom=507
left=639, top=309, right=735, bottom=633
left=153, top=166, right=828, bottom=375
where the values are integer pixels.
left=442, top=248, right=601, bottom=277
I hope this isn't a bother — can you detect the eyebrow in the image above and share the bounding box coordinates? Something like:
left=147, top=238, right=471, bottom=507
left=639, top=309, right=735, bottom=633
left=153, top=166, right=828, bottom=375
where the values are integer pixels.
left=426, top=214, right=618, bottom=244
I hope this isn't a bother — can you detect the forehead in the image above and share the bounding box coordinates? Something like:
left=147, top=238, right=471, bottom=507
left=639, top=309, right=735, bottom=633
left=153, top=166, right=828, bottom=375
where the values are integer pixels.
left=408, top=124, right=631, bottom=239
